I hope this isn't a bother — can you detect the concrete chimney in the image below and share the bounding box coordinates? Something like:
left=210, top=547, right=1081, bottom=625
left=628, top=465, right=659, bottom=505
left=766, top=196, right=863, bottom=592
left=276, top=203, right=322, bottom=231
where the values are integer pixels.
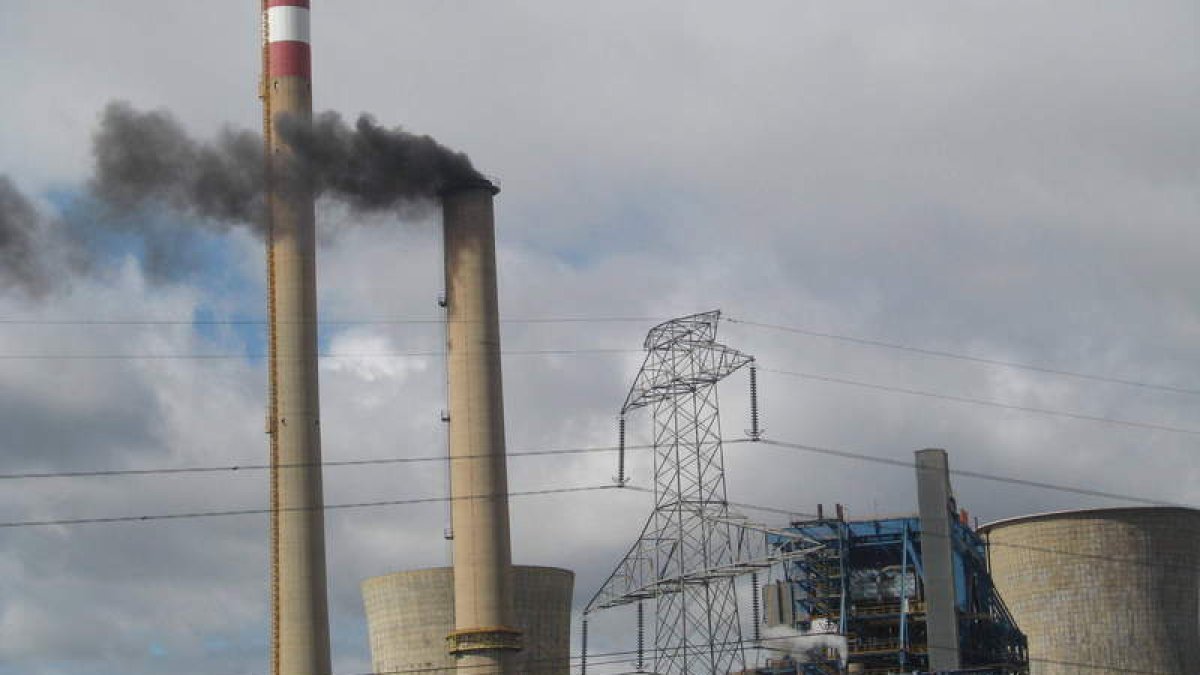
left=441, top=180, right=520, bottom=674
left=262, top=2, right=332, bottom=674
left=915, top=448, right=961, bottom=671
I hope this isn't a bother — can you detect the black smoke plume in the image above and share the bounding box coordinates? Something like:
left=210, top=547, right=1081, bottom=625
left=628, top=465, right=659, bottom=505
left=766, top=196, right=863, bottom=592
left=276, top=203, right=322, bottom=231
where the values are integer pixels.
left=0, top=176, right=53, bottom=295
left=276, top=111, right=484, bottom=211
left=91, top=102, right=266, bottom=232
left=91, top=101, right=485, bottom=229
left=0, top=102, right=486, bottom=294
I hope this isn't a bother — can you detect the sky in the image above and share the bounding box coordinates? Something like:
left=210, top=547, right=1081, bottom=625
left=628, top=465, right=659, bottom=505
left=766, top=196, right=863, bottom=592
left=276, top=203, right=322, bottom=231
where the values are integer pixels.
left=0, top=1, right=1197, bottom=674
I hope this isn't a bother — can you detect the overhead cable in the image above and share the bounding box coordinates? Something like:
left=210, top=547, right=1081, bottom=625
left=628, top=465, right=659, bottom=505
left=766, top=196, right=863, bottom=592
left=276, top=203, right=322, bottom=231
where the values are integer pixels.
left=1, top=436, right=1190, bottom=512
left=755, top=438, right=1191, bottom=508
left=329, top=631, right=1166, bottom=675
left=0, top=347, right=638, bottom=361
left=764, top=367, right=1200, bottom=436
left=0, top=484, right=624, bottom=529
left=0, top=315, right=661, bottom=326
left=726, top=316, right=1200, bottom=397
left=0, top=442, right=656, bottom=481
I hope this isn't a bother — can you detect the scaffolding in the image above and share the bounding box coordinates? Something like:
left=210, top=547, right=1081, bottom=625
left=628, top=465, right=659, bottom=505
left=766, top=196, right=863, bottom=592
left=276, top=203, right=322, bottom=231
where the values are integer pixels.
left=761, top=513, right=1028, bottom=675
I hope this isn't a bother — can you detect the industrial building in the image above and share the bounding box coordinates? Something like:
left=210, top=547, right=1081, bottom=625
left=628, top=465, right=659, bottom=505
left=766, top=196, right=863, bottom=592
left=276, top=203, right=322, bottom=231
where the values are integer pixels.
left=759, top=514, right=1028, bottom=674
left=362, top=566, right=573, bottom=675
left=981, top=507, right=1200, bottom=674
left=754, top=451, right=1028, bottom=675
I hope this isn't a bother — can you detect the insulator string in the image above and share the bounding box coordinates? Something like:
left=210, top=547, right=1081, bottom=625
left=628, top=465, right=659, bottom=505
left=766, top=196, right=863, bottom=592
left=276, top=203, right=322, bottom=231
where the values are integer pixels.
left=751, top=572, right=762, bottom=645
left=616, top=414, right=628, bottom=486
left=636, top=601, right=645, bottom=672
left=580, top=617, right=589, bottom=674
left=748, top=362, right=762, bottom=441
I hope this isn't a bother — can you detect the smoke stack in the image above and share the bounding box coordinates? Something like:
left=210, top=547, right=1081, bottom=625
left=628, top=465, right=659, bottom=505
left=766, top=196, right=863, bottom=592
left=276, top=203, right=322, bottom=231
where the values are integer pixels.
left=441, top=179, right=521, bottom=673
left=915, top=448, right=961, bottom=671
left=262, top=2, right=332, bottom=675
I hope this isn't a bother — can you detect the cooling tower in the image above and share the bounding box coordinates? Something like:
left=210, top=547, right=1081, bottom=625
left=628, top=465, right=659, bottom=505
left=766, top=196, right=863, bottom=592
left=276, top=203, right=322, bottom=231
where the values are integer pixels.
left=262, top=2, right=331, bottom=674
left=362, top=566, right=574, bottom=675
left=980, top=507, right=1200, bottom=674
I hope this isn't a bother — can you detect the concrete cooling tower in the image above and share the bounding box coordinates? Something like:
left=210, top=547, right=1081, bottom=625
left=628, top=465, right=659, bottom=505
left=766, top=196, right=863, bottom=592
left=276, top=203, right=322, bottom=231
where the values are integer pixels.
left=361, top=566, right=574, bottom=675
left=980, top=507, right=1200, bottom=674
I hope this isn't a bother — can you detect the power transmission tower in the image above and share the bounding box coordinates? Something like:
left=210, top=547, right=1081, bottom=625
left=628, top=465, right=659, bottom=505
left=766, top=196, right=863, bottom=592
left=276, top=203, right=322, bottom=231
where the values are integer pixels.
left=586, top=310, right=756, bottom=675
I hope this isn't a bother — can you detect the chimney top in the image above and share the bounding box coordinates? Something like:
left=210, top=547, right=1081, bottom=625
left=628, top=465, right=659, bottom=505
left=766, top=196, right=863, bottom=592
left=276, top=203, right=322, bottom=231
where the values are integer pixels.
left=439, top=176, right=499, bottom=197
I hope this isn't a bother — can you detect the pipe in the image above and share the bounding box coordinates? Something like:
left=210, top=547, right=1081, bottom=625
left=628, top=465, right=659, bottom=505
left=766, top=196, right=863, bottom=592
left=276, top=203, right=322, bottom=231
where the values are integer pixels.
left=441, top=180, right=520, bottom=674
left=263, top=2, right=331, bottom=674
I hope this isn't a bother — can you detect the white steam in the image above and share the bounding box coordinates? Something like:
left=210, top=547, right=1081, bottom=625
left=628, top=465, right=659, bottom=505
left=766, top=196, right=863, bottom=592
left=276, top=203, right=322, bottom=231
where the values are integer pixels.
left=763, top=624, right=848, bottom=668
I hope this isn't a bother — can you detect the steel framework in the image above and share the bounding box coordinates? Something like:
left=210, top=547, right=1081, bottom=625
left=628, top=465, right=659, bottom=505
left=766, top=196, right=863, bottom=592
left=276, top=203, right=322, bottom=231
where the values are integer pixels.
left=586, top=310, right=756, bottom=675
left=766, top=515, right=1028, bottom=674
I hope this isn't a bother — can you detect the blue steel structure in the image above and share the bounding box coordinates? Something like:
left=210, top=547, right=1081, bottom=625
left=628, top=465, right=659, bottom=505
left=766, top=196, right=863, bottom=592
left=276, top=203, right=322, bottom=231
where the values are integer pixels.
left=757, top=514, right=1027, bottom=675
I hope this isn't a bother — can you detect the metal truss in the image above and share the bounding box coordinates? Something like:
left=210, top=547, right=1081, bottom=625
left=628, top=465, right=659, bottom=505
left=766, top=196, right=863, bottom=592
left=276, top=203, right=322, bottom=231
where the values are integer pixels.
left=586, top=310, right=759, bottom=675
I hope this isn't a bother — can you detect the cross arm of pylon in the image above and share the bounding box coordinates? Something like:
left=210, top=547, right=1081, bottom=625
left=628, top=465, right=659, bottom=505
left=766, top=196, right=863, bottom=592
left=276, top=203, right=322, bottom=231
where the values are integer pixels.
left=590, top=549, right=820, bottom=613
left=584, top=518, right=660, bottom=612
left=700, top=509, right=823, bottom=548
left=585, top=504, right=822, bottom=612
left=621, top=342, right=754, bottom=412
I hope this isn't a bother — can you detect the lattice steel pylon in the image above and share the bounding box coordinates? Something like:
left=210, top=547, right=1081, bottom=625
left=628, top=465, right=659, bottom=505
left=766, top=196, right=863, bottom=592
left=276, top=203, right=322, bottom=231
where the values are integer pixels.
left=586, top=310, right=754, bottom=675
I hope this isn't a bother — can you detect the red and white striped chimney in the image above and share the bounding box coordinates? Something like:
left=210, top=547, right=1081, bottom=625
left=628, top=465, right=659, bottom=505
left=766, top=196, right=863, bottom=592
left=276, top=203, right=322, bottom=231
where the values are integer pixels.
left=267, top=0, right=311, bottom=79
left=262, top=2, right=331, bottom=675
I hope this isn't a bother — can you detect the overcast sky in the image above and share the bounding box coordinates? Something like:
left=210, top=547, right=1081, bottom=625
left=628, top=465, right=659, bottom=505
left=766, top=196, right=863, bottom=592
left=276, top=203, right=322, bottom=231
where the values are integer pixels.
left=0, top=2, right=1197, bottom=674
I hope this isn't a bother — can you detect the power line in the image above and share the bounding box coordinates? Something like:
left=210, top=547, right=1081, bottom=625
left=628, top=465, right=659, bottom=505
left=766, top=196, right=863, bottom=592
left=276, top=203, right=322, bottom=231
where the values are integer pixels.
left=726, top=316, right=1200, bottom=397
left=334, top=631, right=1163, bottom=675
left=764, top=366, right=1200, bottom=436
left=0, top=315, right=661, bottom=327
left=754, top=439, right=1192, bottom=509
left=679, top=486, right=1200, bottom=574
left=2, top=435, right=1194, bottom=570
left=0, top=484, right=624, bottom=529
left=2, top=435, right=1191, bottom=511
left=0, top=442, right=657, bottom=481
left=180, top=630, right=1151, bottom=675
left=0, top=451, right=1189, bottom=580
left=638, top=478, right=1200, bottom=571
left=0, top=347, right=639, bottom=361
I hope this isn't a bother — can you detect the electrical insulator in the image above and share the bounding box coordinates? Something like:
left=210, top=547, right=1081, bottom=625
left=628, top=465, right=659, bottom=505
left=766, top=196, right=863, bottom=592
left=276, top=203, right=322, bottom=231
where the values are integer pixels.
left=636, top=601, right=645, bottom=672
left=580, top=617, right=589, bottom=674
left=747, top=363, right=763, bottom=441
left=751, top=572, right=762, bottom=644
left=615, top=414, right=628, bottom=486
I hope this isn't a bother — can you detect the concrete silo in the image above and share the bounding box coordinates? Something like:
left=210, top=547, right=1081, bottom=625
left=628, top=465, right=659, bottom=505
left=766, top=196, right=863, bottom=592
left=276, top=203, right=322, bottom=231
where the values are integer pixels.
left=362, top=566, right=574, bottom=675
left=980, top=507, right=1200, bottom=674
